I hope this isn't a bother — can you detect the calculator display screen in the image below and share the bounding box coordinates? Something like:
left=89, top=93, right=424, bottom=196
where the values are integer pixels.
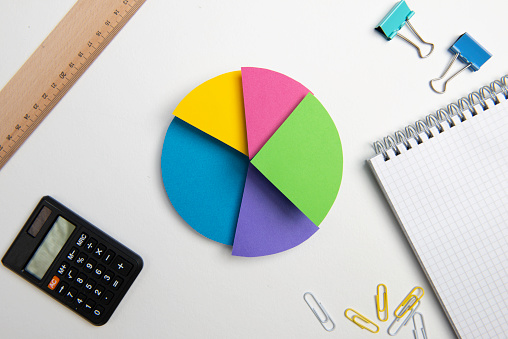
left=25, top=217, right=75, bottom=280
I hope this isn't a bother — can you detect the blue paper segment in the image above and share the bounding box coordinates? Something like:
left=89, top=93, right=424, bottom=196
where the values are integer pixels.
left=449, top=33, right=492, bottom=71
left=376, top=1, right=415, bottom=40
left=161, top=117, right=249, bottom=245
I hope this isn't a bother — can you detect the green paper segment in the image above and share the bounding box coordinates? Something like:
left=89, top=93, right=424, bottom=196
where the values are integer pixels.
left=251, top=93, right=343, bottom=226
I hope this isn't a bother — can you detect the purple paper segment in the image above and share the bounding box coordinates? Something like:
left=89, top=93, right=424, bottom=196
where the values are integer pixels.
left=232, top=164, right=319, bottom=257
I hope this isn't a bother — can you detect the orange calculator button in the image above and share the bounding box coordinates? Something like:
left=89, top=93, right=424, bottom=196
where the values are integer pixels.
left=48, top=276, right=60, bottom=290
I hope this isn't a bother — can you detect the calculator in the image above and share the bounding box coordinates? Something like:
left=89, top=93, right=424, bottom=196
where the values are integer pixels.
left=2, top=196, right=143, bottom=326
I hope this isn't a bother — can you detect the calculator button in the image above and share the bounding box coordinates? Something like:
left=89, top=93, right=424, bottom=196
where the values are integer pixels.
left=102, top=271, right=114, bottom=285
left=84, top=258, right=97, bottom=273
left=66, top=247, right=78, bottom=261
left=83, top=279, right=95, bottom=294
left=57, top=262, right=69, bottom=276
left=111, top=256, right=133, bottom=275
left=75, top=293, right=87, bottom=308
left=48, top=276, right=60, bottom=290
left=93, top=243, right=106, bottom=258
left=76, top=233, right=88, bottom=247
left=94, top=265, right=105, bottom=278
left=83, top=299, right=95, bottom=314
left=66, top=287, right=78, bottom=302
left=84, top=238, right=98, bottom=253
left=92, top=305, right=105, bottom=319
left=111, top=276, right=123, bottom=290
left=56, top=282, right=68, bottom=296
left=75, top=272, right=87, bottom=287
left=75, top=252, right=87, bottom=267
left=103, top=291, right=114, bottom=305
left=66, top=267, right=78, bottom=281
left=93, top=285, right=105, bottom=299
left=102, top=249, right=115, bottom=264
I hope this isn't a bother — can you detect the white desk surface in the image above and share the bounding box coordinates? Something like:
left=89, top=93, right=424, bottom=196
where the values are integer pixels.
left=0, top=1, right=506, bottom=338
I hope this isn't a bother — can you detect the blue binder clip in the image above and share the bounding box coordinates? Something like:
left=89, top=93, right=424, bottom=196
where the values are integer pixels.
left=376, top=1, right=434, bottom=58
left=430, top=33, right=492, bottom=93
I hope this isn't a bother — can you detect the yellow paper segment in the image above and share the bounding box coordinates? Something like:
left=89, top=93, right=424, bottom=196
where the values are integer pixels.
left=172, top=71, right=248, bottom=155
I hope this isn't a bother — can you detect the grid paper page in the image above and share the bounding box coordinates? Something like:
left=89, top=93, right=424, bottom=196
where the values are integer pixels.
left=369, top=99, right=508, bottom=339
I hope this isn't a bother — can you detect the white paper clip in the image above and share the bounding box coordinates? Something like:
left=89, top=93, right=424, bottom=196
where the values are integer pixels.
left=303, top=292, right=335, bottom=332
left=412, top=312, right=428, bottom=339
left=387, top=296, right=420, bottom=336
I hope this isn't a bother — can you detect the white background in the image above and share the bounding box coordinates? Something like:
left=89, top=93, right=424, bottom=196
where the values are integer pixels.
left=0, top=1, right=506, bottom=338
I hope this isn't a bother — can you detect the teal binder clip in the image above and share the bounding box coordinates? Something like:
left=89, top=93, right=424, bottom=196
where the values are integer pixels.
left=430, top=33, right=492, bottom=93
left=376, top=1, right=434, bottom=58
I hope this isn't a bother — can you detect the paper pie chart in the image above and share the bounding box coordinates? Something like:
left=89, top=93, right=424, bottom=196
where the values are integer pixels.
left=161, top=67, right=343, bottom=257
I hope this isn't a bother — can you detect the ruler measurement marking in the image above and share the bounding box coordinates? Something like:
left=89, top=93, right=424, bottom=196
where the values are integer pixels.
left=0, top=0, right=144, bottom=169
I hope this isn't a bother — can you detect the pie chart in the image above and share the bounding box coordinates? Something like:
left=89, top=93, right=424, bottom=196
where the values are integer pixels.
left=161, top=67, right=343, bottom=257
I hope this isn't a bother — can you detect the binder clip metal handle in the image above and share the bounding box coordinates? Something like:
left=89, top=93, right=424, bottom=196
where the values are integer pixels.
left=376, top=1, right=434, bottom=58
left=396, top=21, right=434, bottom=58
left=430, top=54, right=471, bottom=94
left=430, top=33, right=492, bottom=94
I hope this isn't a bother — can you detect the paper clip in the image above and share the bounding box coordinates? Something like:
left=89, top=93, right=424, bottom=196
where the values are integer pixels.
left=412, top=312, right=428, bottom=339
left=376, top=1, right=434, bottom=58
left=376, top=284, right=389, bottom=322
left=344, top=308, right=380, bottom=333
left=430, top=33, right=492, bottom=93
left=387, top=297, right=420, bottom=336
left=394, top=286, right=424, bottom=318
left=303, top=292, right=335, bottom=332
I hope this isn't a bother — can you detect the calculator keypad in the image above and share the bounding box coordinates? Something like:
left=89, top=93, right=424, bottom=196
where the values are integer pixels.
left=84, top=238, right=98, bottom=253
left=111, top=256, right=133, bottom=275
left=46, top=231, right=135, bottom=324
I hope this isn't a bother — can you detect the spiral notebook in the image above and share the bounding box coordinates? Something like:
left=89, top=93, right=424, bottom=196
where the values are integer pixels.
left=368, top=76, right=508, bottom=339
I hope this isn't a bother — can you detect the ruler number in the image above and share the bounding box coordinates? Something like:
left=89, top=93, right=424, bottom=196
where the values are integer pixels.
left=0, top=0, right=146, bottom=171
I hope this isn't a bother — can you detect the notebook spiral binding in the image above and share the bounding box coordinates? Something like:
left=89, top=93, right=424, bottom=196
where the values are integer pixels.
left=373, top=75, right=508, bottom=161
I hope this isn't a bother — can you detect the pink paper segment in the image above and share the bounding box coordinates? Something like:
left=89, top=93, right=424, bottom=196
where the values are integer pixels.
left=241, top=67, right=311, bottom=159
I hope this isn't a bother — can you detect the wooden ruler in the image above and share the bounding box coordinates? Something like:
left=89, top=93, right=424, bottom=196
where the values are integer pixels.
left=0, top=0, right=146, bottom=171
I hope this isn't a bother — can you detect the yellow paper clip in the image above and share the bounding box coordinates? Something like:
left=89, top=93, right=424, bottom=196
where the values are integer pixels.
left=344, top=308, right=380, bottom=333
left=303, top=292, right=335, bottom=332
left=394, top=286, right=424, bottom=318
left=387, top=297, right=420, bottom=336
left=376, top=284, right=389, bottom=322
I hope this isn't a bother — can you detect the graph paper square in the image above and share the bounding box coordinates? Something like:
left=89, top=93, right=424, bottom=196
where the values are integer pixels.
left=369, top=98, right=508, bottom=339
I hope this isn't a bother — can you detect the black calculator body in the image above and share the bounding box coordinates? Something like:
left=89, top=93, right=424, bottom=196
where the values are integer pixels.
left=2, top=196, right=143, bottom=326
